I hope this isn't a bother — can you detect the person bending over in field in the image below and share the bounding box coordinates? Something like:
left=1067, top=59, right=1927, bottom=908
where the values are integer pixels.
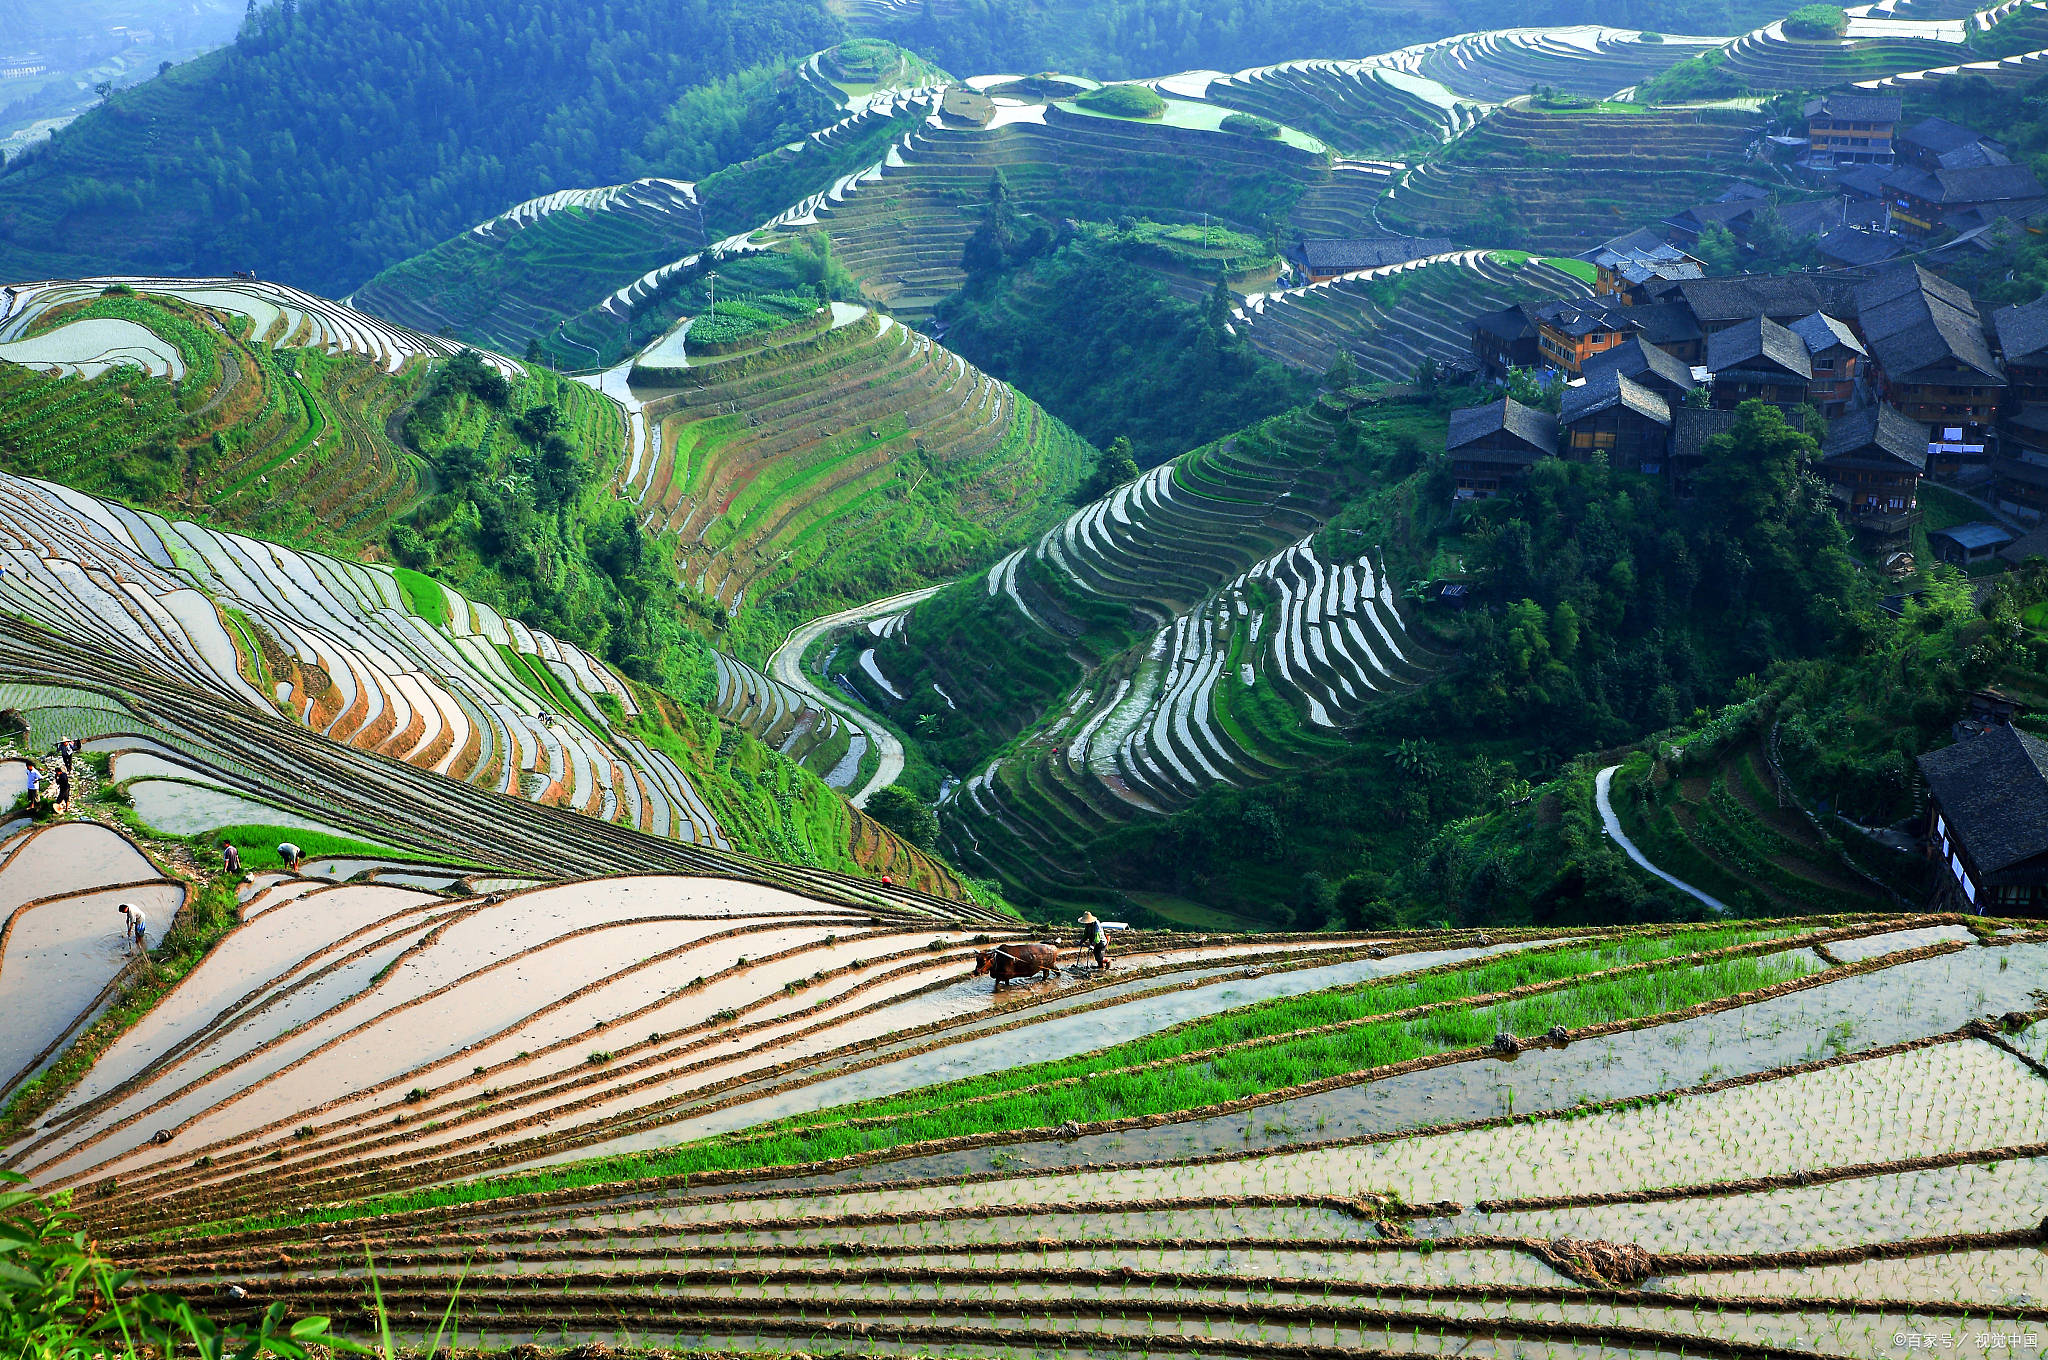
left=276, top=841, right=305, bottom=872
left=118, top=901, right=148, bottom=955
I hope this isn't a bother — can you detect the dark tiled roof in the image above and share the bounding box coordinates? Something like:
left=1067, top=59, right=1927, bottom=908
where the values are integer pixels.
left=1900, top=116, right=1997, bottom=158
left=1706, top=315, right=1813, bottom=379
left=1775, top=199, right=1848, bottom=238
left=1673, top=275, right=1857, bottom=324
left=1919, top=725, right=2048, bottom=877
left=1999, top=523, right=2048, bottom=563
left=1534, top=298, right=1640, bottom=340
left=1936, top=141, right=2011, bottom=171
left=1816, top=227, right=1903, bottom=268
left=1804, top=93, right=1903, bottom=123
left=1821, top=403, right=1927, bottom=471
left=1888, top=162, right=2044, bottom=205
left=1835, top=164, right=1892, bottom=199
left=1561, top=369, right=1672, bottom=427
left=1626, top=302, right=1705, bottom=346
left=1670, top=406, right=1739, bottom=463
left=1994, top=297, right=2048, bottom=365
left=1593, top=227, right=1672, bottom=257
left=1591, top=238, right=1704, bottom=286
left=1298, top=237, right=1457, bottom=271
left=1853, top=263, right=2003, bottom=384
left=1665, top=200, right=1759, bottom=234
left=1470, top=304, right=1537, bottom=341
left=1446, top=396, right=1558, bottom=457
left=1789, top=310, right=1865, bottom=358
left=1581, top=335, right=1697, bottom=392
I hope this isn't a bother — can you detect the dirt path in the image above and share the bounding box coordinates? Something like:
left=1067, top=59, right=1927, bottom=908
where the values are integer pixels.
left=767, top=583, right=944, bottom=807
left=1594, top=765, right=1730, bottom=915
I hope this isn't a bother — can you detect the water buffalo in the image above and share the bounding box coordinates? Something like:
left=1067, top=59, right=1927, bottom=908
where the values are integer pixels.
left=970, top=942, right=1060, bottom=992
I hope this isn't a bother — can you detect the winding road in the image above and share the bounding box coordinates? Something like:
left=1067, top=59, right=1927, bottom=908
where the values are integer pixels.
left=1593, top=764, right=1730, bottom=915
left=767, top=583, right=944, bottom=807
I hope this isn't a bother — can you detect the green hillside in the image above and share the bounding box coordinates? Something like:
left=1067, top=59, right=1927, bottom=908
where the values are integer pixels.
left=0, top=0, right=838, bottom=293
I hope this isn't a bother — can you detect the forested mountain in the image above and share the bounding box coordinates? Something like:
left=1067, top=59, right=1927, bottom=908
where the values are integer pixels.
left=0, top=0, right=836, bottom=293
left=871, top=0, right=1796, bottom=82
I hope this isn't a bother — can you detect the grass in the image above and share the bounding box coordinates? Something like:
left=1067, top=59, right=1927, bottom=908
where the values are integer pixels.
left=1542, top=257, right=1599, bottom=284
left=392, top=568, right=450, bottom=628
left=203, top=825, right=435, bottom=873
left=183, top=924, right=1814, bottom=1237
left=1917, top=483, right=1980, bottom=534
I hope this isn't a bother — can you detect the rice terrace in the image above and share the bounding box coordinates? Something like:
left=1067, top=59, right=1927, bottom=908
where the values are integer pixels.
left=2, top=0, right=2048, bottom=1354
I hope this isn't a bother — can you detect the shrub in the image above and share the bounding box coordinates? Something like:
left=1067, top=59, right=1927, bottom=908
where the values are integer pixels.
left=866, top=784, right=940, bottom=850
left=1077, top=83, right=1167, bottom=119
left=1221, top=113, right=1281, bottom=138
left=1639, top=30, right=1665, bottom=41
left=1782, top=5, right=1848, bottom=38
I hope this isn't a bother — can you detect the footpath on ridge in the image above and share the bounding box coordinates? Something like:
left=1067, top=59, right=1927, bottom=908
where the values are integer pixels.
left=768, top=583, right=945, bottom=806
left=1596, top=764, right=1731, bottom=914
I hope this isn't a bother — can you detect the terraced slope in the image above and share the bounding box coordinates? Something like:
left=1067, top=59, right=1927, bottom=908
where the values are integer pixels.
left=354, top=90, right=942, bottom=368
left=0, top=467, right=720, bottom=842
left=624, top=308, right=1094, bottom=630
left=1399, top=26, right=1722, bottom=101
left=1376, top=104, right=1766, bottom=250
left=835, top=401, right=1442, bottom=904
left=1235, top=249, right=1590, bottom=378
left=0, top=822, right=187, bottom=1095
left=350, top=179, right=712, bottom=355
left=1605, top=745, right=1904, bottom=916
left=948, top=530, right=1438, bottom=902
left=0, top=469, right=972, bottom=898
left=0, top=279, right=520, bottom=551
left=1199, top=61, right=1479, bottom=156
left=82, top=913, right=2048, bottom=1358
left=785, top=106, right=1392, bottom=324
left=1712, top=19, right=1966, bottom=89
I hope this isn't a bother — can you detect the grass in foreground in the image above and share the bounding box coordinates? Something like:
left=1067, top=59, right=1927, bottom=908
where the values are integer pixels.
left=183, top=925, right=1815, bottom=1237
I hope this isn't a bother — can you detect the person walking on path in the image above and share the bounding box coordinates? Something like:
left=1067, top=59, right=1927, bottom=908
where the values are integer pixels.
left=276, top=841, right=304, bottom=872
left=23, top=761, right=40, bottom=810
left=118, top=902, right=148, bottom=955
left=57, top=738, right=76, bottom=773
left=1078, top=911, right=1110, bottom=971
left=51, top=763, right=69, bottom=813
left=222, top=843, right=242, bottom=879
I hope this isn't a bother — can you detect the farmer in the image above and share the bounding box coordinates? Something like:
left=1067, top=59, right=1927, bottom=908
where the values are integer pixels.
left=23, top=761, right=40, bottom=808
left=276, top=841, right=305, bottom=872
left=222, top=843, right=243, bottom=878
left=57, top=738, right=76, bottom=773
left=1078, top=912, right=1110, bottom=971
left=118, top=901, right=148, bottom=955
left=51, top=763, right=69, bottom=813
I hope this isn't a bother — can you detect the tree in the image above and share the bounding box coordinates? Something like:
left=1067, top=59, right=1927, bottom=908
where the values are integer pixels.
left=865, top=785, right=939, bottom=850
left=1324, top=350, right=1357, bottom=392
left=93, top=81, right=114, bottom=104
left=1083, top=435, right=1139, bottom=500
left=1694, top=222, right=1740, bottom=275
left=1205, top=278, right=1235, bottom=336
left=1505, top=366, right=1562, bottom=412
